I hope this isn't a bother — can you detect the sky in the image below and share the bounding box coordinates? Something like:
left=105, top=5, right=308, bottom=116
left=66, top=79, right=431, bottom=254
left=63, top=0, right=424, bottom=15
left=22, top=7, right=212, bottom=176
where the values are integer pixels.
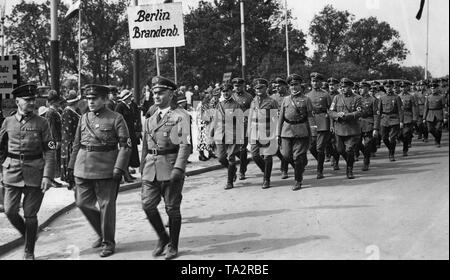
left=3, top=0, right=449, bottom=77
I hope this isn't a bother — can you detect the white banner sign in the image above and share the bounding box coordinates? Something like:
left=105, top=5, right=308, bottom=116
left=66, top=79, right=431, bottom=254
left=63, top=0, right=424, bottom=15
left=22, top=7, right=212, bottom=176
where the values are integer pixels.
left=127, top=2, right=185, bottom=49
left=0, top=55, right=19, bottom=97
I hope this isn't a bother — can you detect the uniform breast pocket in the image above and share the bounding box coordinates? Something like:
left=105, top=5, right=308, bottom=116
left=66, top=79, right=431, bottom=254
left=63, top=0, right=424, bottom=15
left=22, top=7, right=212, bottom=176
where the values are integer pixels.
left=24, top=128, right=41, bottom=144
left=100, top=124, right=115, bottom=141
left=383, top=101, right=392, bottom=112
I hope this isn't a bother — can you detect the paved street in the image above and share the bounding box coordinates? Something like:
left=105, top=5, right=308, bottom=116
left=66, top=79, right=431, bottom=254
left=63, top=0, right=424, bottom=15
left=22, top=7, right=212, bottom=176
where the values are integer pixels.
left=1, top=133, right=448, bottom=260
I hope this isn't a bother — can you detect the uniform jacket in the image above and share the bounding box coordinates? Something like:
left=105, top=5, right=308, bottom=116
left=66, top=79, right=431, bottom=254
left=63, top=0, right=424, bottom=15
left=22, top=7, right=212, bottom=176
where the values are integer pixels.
left=399, top=93, right=418, bottom=124
left=248, top=95, right=279, bottom=143
left=278, top=94, right=315, bottom=138
left=424, top=93, right=447, bottom=122
left=414, top=90, right=427, bottom=117
left=329, top=93, right=363, bottom=137
left=307, top=89, right=332, bottom=131
left=375, top=93, right=404, bottom=129
left=69, top=107, right=131, bottom=179
left=360, top=94, right=378, bottom=133
left=141, top=106, right=191, bottom=182
left=0, top=112, right=56, bottom=187
left=211, top=98, right=244, bottom=144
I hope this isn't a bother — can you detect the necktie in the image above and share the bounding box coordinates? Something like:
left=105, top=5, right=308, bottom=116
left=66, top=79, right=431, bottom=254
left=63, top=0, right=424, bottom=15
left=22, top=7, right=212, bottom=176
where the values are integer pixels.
left=157, top=112, right=162, bottom=123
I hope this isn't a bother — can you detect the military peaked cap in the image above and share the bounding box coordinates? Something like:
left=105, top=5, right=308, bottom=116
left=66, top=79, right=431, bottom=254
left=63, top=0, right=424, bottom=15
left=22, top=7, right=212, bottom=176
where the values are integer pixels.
left=360, top=80, right=371, bottom=88
left=253, top=78, right=269, bottom=88
left=275, top=77, right=288, bottom=86
left=11, top=84, right=37, bottom=99
left=232, top=77, right=245, bottom=85
left=310, top=72, right=324, bottom=80
left=221, top=83, right=233, bottom=91
left=287, top=74, right=302, bottom=85
left=151, top=76, right=177, bottom=92
left=327, top=77, right=339, bottom=85
left=84, top=84, right=110, bottom=98
left=340, top=78, right=354, bottom=87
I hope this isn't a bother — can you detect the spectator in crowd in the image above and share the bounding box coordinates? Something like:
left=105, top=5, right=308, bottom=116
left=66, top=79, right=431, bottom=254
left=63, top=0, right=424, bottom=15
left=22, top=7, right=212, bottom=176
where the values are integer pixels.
left=61, top=90, right=81, bottom=188
left=115, top=89, right=140, bottom=182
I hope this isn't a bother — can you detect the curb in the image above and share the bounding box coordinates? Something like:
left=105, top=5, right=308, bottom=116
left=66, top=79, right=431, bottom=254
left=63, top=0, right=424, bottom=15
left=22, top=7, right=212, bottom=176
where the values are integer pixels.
left=0, top=158, right=252, bottom=258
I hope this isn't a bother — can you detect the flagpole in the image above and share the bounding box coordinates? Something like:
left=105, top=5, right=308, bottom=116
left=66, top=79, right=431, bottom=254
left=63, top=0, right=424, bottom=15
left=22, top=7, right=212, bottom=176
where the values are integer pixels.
left=156, top=48, right=160, bottom=75
left=174, top=47, right=177, bottom=83
left=78, top=0, right=82, bottom=93
left=240, top=0, right=246, bottom=80
left=285, top=0, right=290, bottom=77
left=425, top=0, right=429, bottom=80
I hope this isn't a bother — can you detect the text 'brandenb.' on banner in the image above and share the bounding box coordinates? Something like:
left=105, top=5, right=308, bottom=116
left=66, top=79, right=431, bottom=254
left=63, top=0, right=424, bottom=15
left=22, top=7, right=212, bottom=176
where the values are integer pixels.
left=127, top=2, right=185, bottom=49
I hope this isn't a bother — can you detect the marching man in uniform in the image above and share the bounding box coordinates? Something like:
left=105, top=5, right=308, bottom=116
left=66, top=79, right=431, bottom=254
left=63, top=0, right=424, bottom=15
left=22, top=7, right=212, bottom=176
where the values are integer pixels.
left=248, top=78, right=279, bottom=189
left=0, top=84, right=56, bottom=260
left=423, top=79, right=448, bottom=148
left=140, top=76, right=191, bottom=260
left=374, top=80, right=404, bottom=162
left=398, top=81, right=418, bottom=156
left=277, top=74, right=315, bottom=191
left=358, top=81, right=378, bottom=171
left=307, top=72, right=332, bottom=179
left=211, top=83, right=243, bottom=190
left=68, top=84, right=132, bottom=258
left=329, top=78, right=363, bottom=179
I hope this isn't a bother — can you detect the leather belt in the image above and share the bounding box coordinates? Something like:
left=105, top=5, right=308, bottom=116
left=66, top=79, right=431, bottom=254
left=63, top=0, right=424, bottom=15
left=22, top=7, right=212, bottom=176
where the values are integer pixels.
left=80, top=145, right=117, bottom=152
left=313, top=109, right=327, bottom=114
left=7, top=153, right=42, bottom=161
left=147, top=147, right=179, bottom=156
left=285, top=119, right=307, bottom=125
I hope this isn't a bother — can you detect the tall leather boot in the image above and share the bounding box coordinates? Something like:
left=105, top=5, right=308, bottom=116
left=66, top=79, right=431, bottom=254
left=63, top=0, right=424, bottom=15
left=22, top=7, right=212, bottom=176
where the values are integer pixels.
left=390, top=141, right=397, bottom=162
left=346, top=151, right=355, bottom=179
left=262, top=157, right=272, bottom=189
left=166, top=216, right=182, bottom=260
left=292, top=156, right=305, bottom=191
left=317, top=152, right=325, bottom=179
left=362, top=157, right=370, bottom=171
left=145, top=210, right=169, bottom=257
left=24, top=217, right=38, bottom=260
left=6, top=213, right=26, bottom=236
left=225, top=164, right=236, bottom=190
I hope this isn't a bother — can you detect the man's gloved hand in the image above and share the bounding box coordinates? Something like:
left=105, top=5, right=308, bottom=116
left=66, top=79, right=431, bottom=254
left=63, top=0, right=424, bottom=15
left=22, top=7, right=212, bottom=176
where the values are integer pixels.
left=113, top=168, right=123, bottom=182
left=170, top=168, right=184, bottom=184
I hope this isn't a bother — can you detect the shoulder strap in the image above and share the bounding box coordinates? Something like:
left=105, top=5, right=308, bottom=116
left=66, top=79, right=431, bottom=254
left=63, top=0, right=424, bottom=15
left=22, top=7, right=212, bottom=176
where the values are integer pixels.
left=83, top=114, right=107, bottom=145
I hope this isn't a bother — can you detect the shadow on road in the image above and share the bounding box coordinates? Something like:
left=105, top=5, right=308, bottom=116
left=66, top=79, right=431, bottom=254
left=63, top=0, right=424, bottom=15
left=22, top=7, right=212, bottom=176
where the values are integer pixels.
left=184, top=235, right=330, bottom=256
left=183, top=209, right=290, bottom=224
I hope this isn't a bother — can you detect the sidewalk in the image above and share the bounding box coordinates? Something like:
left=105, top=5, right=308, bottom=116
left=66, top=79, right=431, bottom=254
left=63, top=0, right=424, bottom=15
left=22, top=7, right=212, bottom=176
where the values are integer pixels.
left=0, top=148, right=225, bottom=255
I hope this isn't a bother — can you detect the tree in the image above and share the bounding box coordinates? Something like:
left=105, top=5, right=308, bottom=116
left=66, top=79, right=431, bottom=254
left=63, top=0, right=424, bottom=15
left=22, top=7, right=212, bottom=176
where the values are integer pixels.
left=343, top=17, right=409, bottom=71
left=6, top=1, right=52, bottom=85
left=309, top=5, right=353, bottom=63
left=81, top=0, right=129, bottom=84
left=176, top=0, right=308, bottom=86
